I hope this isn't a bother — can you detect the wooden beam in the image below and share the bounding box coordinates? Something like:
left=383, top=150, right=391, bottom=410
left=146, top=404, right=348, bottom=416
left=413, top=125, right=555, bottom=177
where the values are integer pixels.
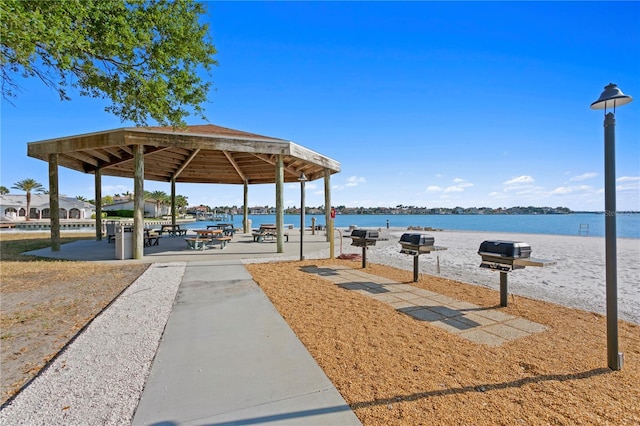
left=102, top=146, right=124, bottom=159
left=28, top=130, right=127, bottom=156
left=85, top=148, right=111, bottom=163
left=276, top=155, right=284, bottom=253
left=95, top=167, right=102, bottom=241
left=65, top=151, right=99, bottom=167
left=324, top=168, right=332, bottom=245
left=49, top=154, right=60, bottom=251
left=222, top=151, right=247, bottom=181
left=243, top=180, right=249, bottom=233
left=171, top=179, right=176, bottom=227
left=133, top=145, right=144, bottom=259
left=173, top=148, right=201, bottom=179
left=252, top=153, right=302, bottom=179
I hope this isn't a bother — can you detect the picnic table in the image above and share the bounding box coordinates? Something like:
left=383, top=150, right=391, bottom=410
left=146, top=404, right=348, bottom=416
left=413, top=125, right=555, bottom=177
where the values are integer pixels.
left=157, top=224, right=188, bottom=237
left=185, top=229, right=231, bottom=250
left=252, top=224, right=288, bottom=242
left=206, top=223, right=237, bottom=237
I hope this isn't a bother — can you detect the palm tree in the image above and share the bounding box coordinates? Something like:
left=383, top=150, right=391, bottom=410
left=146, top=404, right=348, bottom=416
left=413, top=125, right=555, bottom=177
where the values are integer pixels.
left=175, top=194, right=189, bottom=215
left=0, top=186, right=8, bottom=194
left=148, top=190, right=169, bottom=218
left=11, top=178, right=45, bottom=221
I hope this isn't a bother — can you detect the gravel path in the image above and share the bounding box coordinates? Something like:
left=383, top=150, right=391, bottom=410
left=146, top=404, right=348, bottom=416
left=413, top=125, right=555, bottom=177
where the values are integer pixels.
left=0, top=263, right=185, bottom=426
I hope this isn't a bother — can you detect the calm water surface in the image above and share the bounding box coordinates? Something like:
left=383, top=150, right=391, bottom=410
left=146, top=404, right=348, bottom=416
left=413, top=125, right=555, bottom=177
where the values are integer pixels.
left=185, top=213, right=639, bottom=239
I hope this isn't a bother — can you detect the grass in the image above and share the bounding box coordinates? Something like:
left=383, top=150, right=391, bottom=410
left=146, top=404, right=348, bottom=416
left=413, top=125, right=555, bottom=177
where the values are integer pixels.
left=0, top=232, right=96, bottom=262
left=0, top=231, right=149, bottom=404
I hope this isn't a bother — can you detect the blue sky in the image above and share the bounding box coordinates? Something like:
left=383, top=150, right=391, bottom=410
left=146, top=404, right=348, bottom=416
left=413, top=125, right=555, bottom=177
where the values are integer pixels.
left=2, top=1, right=639, bottom=211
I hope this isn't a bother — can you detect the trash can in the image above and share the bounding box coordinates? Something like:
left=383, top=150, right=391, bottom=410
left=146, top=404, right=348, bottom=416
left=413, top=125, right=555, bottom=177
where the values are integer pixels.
left=115, top=225, right=133, bottom=259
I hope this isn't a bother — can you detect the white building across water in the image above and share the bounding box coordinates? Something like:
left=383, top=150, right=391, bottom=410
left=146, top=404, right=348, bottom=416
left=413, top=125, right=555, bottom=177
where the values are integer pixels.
left=0, top=194, right=95, bottom=221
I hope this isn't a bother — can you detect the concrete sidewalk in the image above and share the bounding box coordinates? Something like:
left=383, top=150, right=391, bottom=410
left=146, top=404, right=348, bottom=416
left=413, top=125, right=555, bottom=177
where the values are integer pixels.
left=132, top=260, right=360, bottom=425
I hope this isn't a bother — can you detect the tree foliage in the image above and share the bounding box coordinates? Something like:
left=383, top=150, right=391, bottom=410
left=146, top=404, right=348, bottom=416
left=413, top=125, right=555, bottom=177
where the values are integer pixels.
left=11, top=178, right=45, bottom=221
left=1, top=0, right=217, bottom=126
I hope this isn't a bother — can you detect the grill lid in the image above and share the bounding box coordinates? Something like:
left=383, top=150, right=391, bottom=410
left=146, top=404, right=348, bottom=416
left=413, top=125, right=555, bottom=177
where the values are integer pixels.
left=400, top=233, right=435, bottom=246
left=351, top=229, right=379, bottom=240
left=478, top=240, right=531, bottom=259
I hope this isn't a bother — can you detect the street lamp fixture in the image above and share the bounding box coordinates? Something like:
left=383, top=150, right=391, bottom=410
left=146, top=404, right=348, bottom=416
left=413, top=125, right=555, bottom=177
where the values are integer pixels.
left=298, top=172, right=308, bottom=261
left=590, top=83, right=633, bottom=371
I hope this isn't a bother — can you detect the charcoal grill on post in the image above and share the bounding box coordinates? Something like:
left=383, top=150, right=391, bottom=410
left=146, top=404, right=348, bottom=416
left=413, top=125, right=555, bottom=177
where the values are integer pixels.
left=478, top=240, right=557, bottom=307
left=350, top=229, right=379, bottom=268
left=399, top=233, right=447, bottom=282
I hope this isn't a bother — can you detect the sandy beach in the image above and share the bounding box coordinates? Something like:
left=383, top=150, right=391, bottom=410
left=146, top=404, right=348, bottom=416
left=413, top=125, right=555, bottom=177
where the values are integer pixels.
left=334, top=228, right=640, bottom=325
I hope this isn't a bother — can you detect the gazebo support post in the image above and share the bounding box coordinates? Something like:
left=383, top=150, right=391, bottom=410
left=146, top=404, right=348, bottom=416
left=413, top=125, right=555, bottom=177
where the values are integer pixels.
left=48, top=153, right=60, bottom=251
left=171, top=178, right=176, bottom=227
left=324, top=169, right=331, bottom=244
left=133, top=145, right=144, bottom=259
left=243, top=180, right=249, bottom=233
left=275, top=155, right=284, bottom=253
left=94, top=167, right=102, bottom=241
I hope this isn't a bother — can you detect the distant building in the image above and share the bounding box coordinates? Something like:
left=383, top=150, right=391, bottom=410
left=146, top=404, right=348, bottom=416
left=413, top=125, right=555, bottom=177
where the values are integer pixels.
left=102, top=199, right=170, bottom=217
left=0, top=194, right=95, bottom=221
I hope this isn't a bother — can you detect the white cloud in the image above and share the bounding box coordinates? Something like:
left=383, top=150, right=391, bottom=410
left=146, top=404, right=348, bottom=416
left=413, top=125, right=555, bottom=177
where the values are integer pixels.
left=442, top=178, right=474, bottom=193
left=617, top=176, right=640, bottom=183
left=550, top=185, right=593, bottom=195
left=444, top=186, right=464, bottom=193
left=344, top=176, right=366, bottom=187
left=427, top=186, right=443, bottom=192
left=570, top=172, right=598, bottom=182
left=617, top=176, right=640, bottom=191
left=504, top=175, right=534, bottom=185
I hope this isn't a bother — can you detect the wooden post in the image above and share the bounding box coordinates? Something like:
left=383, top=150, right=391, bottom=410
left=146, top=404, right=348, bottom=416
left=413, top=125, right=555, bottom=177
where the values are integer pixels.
left=171, top=178, right=176, bottom=227
left=243, top=180, right=249, bottom=233
left=48, top=153, right=60, bottom=251
left=324, top=169, right=331, bottom=243
left=95, top=167, right=102, bottom=241
left=275, top=155, right=284, bottom=253
left=133, top=145, right=144, bottom=259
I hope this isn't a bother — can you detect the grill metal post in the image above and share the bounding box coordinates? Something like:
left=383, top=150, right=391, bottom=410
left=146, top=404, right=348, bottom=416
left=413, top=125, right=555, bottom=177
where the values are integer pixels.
left=500, top=272, right=508, bottom=307
left=361, top=246, right=367, bottom=269
left=413, top=255, right=419, bottom=282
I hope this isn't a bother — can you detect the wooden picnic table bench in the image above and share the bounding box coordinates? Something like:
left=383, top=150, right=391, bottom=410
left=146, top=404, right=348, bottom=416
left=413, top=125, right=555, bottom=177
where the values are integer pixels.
left=144, top=229, right=161, bottom=247
left=185, top=238, right=207, bottom=250
left=252, top=229, right=289, bottom=242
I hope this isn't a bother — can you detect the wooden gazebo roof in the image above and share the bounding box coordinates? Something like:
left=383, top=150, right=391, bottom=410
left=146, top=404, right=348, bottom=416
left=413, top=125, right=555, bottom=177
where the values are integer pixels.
left=27, top=124, right=340, bottom=183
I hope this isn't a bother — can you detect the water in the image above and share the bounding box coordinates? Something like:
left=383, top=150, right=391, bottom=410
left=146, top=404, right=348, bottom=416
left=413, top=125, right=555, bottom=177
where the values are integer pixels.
left=184, top=213, right=640, bottom=239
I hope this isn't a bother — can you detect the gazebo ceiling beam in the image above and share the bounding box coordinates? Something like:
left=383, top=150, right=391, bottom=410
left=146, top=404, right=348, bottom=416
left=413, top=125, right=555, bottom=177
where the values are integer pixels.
left=63, top=151, right=99, bottom=167
left=222, top=151, right=247, bottom=181
left=173, top=148, right=201, bottom=180
left=97, top=145, right=168, bottom=170
left=101, top=147, right=124, bottom=159
left=251, top=153, right=302, bottom=179
left=84, top=148, right=111, bottom=163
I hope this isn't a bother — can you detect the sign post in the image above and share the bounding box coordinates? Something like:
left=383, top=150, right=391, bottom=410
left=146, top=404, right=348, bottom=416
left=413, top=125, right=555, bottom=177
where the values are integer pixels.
left=329, top=207, right=336, bottom=259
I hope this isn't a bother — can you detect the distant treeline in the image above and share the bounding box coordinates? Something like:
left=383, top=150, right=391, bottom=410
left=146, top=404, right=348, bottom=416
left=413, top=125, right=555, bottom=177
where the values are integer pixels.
left=273, top=206, right=575, bottom=215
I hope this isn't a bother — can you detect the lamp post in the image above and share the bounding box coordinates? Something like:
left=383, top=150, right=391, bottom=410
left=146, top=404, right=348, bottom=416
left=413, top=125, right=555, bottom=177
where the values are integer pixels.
left=590, top=83, right=633, bottom=371
left=298, top=172, right=308, bottom=261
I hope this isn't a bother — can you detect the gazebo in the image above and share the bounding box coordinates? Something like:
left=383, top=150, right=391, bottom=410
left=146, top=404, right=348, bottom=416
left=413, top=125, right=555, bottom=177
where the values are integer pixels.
left=27, top=124, right=341, bottom=258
